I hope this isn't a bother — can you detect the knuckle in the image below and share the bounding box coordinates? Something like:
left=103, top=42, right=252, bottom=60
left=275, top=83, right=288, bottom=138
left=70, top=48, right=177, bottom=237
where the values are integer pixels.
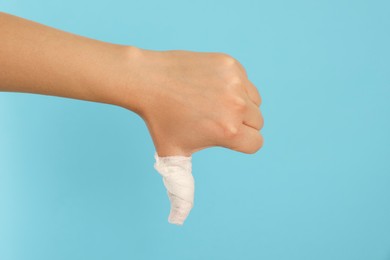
left=227, top=75, right=243, bottom=86
left=232, top=96, right=247, bottom=111
left=217, top=53, right=238, bottom=67
left=225, top=56, right=238, bottom=66
left=221, top=122, right=240, bottom=140
left=223, top=75, right=243, bottom=93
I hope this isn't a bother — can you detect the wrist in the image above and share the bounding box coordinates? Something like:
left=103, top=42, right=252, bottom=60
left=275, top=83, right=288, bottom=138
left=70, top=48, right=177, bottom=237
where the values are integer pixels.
left=114, top=46, right=173, bottom=120
left=91, top=45, right=141, bottom=111
left=111, top=45, right=152, bottom=116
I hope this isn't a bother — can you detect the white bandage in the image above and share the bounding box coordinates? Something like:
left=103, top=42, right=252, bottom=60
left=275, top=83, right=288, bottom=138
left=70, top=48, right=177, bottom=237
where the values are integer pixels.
left=154, top=152, right=194, bottom=225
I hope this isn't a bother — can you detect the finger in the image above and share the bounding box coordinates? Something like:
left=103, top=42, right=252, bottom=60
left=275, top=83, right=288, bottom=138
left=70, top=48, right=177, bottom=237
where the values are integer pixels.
left=243, top=100, right=264, bottom=130
left=234, top=61, right=262, bottom=107
left=245, top=79, right=262, bottom=107
left=222, top=124, right=264, bottom=154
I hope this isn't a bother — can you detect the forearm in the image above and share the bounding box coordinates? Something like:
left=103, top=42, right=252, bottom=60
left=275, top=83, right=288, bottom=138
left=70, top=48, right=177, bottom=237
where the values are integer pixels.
left=0, top=12, right=141, bottom=110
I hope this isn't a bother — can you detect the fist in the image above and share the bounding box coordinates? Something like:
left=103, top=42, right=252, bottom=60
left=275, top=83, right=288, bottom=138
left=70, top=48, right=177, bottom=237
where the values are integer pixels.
left=128, top=49, right=264, bottom=156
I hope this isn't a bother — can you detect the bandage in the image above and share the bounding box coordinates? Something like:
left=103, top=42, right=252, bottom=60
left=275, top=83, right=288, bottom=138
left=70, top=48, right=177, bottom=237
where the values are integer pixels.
left=154, top=152, right=194, bottom=225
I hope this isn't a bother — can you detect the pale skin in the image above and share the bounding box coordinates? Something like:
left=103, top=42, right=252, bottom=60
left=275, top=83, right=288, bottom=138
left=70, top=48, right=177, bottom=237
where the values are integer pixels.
left=0, top=12, right=264, bottom=157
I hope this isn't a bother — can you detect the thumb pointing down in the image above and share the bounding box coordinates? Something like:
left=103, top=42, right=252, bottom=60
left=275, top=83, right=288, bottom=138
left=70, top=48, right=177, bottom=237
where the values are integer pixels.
left=153, top=152, right=194, bottom=225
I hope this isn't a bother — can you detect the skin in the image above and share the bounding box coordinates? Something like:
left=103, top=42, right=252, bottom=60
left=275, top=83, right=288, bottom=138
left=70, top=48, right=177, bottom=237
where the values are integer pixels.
left=0, top=12, right=263, bottom=157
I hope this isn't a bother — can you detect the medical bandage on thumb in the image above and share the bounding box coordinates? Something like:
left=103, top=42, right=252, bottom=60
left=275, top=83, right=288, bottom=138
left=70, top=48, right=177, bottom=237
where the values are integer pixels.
left=154, top=152, right=194, bottom=225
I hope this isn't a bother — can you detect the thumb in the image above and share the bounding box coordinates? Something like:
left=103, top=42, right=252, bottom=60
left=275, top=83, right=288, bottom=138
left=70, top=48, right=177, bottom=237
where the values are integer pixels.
left=153, top=152, right=195, bottom=225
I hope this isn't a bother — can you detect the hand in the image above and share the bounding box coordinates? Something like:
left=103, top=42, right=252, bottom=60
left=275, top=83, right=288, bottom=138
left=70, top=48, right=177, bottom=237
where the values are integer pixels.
left=0, top=12, right=264, bottom=225
left=124, top=49, right=264, bottom=156
left=0, top=12, right=263, bottom=158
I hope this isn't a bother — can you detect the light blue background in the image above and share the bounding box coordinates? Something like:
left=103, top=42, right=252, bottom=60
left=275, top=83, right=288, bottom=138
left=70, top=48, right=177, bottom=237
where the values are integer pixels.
left=1, top=0, right=389, bottom=259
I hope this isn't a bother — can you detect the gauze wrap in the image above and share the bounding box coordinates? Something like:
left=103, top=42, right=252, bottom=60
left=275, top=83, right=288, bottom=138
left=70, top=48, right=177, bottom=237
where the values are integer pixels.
left=154, top=152, right=194, bottom=225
